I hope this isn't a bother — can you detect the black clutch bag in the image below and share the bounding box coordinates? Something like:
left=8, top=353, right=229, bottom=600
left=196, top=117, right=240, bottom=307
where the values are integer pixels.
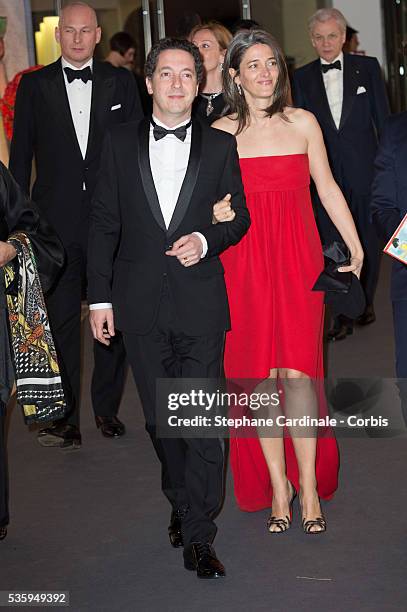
left=312, top=241, right=365, bottom=319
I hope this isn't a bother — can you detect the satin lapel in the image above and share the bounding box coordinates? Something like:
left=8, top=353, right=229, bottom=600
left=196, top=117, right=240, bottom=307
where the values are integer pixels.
left=308, top=61, right=338, bottom=132
left=41, top=59, right=83, bottom=162
left=339, top=54, right=358, bottom=131
left=167, top=119, right=202, bottom=236
left=137, top=118, right=166, bottom=232
left=85, top=62, right=114, bottom=162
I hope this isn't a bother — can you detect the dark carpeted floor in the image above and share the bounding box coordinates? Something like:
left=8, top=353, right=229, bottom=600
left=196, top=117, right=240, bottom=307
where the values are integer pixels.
left=1, top=256, right=406, bottom=612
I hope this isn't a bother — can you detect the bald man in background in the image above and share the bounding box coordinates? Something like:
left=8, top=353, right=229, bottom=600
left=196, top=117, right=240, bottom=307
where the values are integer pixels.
left=9, top=1, right=143, bottom=448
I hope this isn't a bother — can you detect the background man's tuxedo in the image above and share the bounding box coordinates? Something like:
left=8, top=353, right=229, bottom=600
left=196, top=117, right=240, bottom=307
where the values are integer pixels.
left=371, top=113, right=407, bottom=418
left=293, top=53, right=390, bottom=309
left=9, top=58, right=143, bottom=426
left=88, top=117, right=250, bottom=544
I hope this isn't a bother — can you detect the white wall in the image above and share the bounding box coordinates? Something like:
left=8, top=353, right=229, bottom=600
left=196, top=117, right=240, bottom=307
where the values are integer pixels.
left=333, top=0, right=385, bottom=67
left=283, top=0, right=319, bottom=67
left=0, top=0, right=31, bottom=164
left=0, top=0, right=30, bottom=77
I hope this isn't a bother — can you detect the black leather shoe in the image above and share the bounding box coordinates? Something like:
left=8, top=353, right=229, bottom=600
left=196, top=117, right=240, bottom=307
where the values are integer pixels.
left=0, top=526, right=7, bottom=540
left=327, top=324, right=353, bottom=342
left=184, top=542, right=226, bottom=579
left=168, top=506, right=189, bottom=548
left=95, top=416, right=125, bottom=438
left=37, top=423, right=81, bottom=449
left=357, top=305, right=376, bottom=326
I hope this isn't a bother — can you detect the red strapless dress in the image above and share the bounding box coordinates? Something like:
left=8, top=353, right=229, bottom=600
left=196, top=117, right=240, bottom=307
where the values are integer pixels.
left=221, top=154, right=339, bottom=511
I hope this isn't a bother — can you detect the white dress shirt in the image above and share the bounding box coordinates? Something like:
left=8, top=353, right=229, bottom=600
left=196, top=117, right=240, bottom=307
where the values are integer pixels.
left=321, top=52, right=343, bottom=129
left=150, top=115, right=191, bottom=228
left=90, top=115, right=207, bottom=311
left=61, top=57, right=93, bottom=159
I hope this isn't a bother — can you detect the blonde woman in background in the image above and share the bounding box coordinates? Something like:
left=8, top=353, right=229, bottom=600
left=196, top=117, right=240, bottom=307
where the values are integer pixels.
left=190, top=21, right=232, bottom=123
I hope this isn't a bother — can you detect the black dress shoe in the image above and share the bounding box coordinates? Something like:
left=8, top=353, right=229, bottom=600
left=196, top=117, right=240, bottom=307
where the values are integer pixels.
left=357, top=305, right=376, bottom=326
left=168, top=506, right=189, bottom=548
left=183, top=542, right=226, bottom=579
left=95, top=416, right=125, bottom=438
left=327, top=324, right=353, bottom=342
left=0, top=526, right=7, bottom=540
left=37, top=423, right=81, bottom=449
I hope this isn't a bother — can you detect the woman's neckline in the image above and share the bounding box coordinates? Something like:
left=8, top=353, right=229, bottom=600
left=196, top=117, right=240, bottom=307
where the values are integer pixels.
left=239, top=153, right=308, bottom=160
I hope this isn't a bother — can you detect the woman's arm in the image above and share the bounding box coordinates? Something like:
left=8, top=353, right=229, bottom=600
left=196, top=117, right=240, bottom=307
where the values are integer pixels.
left=303, top=111, right=364, bottom=276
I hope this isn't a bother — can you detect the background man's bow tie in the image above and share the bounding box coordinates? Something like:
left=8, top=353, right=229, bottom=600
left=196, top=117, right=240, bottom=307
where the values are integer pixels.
left=151, top=118, right=192, bottom=142
left=321, top=60, right=342, bottom=73
left=64, top=66, right=93, bottom=84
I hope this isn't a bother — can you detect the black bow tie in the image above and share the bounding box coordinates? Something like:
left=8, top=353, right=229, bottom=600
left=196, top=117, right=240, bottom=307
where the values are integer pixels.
left=151, top=118, right=192, bottom=142
left=64, top=66, right=93, bottom=84
left=321, top=60, right=342, bottom=74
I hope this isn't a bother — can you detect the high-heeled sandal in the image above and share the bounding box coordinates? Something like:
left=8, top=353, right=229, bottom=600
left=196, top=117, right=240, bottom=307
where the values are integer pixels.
left=299, top=494, right=327, bottom=534
left=267, top=481, right=297, bottom=534
left=0, top=526, right=7, bottom=540
left=302, top=515, right=326, bottom=534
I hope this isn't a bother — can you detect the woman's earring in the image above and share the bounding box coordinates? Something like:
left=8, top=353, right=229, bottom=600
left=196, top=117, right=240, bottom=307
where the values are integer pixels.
left=219, top=62, right=224, bottom=72
left=237, top=83, right=242, bottom=96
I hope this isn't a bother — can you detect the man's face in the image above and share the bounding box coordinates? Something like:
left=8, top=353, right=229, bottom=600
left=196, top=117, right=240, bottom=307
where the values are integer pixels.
left=122, top=47, right=135, bottom=69
left=311, top=18, right=346, bottom=63
left=348, top=33, right=359, bottom=53
left=56, top=4, right=101, bottom=67
left=146, top=49, right=198, bottom=124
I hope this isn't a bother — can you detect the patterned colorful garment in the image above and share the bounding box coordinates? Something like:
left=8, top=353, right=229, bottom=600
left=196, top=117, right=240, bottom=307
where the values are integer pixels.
left=3, top=233, right=66, bottom=423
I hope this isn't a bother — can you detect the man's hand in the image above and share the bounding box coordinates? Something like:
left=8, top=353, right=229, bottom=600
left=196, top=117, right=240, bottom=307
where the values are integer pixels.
left=166, top=233, right=203, bottom=267
left=89, top=308, right=115, bottom=346
left=0, top=241, right=17, bottom=267
left=212, top=193, right=235, bottom=224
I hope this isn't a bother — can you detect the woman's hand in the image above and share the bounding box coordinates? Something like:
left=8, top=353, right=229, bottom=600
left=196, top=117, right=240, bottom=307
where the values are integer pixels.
left=338, top=253, right=364, bottom=279
left=212, top=193, right=235, bottom=224
left=0, top=241, right=16, bottom=267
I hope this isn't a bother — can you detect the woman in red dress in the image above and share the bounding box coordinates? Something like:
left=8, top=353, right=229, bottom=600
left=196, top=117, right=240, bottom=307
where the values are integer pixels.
left=213, top=30, right=363, bottom=533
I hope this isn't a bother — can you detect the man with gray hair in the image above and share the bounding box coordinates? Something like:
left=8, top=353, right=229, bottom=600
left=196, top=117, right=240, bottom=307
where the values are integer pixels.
left=293, top=8, right=390, bottom=341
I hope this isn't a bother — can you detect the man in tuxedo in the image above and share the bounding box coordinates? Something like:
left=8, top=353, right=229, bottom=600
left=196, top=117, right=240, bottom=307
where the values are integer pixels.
left=9, top=2, right=143, bottom=447
left=371, top=113, right=407, bottom=424
left=88, top=38, right=250, bottom=578
left=292, top=8, right=390, bottom=341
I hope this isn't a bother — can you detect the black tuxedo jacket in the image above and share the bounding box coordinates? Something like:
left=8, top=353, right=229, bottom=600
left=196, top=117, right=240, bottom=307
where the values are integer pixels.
left=292, top=54, right=390, bottom=196
left=9, top=58, right=143, bottom=246
left=371, top=113, right=407, bottom=302
left=87, top=117, right=250, bottom=335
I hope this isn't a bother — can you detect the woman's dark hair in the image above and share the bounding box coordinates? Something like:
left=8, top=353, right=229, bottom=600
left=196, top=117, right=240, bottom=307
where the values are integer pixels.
left=109, top=31, right=136, bottom=55
left=222, top=29, right=290, bottom=134
left=145, top=37, right=203, bottom=83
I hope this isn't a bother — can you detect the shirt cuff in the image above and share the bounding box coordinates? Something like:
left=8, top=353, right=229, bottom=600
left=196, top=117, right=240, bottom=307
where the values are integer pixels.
left=89, top=303, right=112, bottom=310
left=192, top=232, right=208, bottom=258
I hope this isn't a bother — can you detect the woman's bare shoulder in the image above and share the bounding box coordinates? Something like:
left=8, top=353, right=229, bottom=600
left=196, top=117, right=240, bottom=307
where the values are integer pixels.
left=284, top=106, right=317, bottom=124
left=212, top=114, right=238, bottom=135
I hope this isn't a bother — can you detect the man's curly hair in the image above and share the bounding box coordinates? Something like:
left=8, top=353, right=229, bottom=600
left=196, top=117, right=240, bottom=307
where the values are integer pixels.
left=145, top=37, right=203, bottom=83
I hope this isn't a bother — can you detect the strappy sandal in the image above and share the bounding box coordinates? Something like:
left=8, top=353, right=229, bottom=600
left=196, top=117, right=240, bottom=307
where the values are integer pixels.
left=302, top=515, right=327, bottom=534
left=267, top=481, right=297, bottom=534
left=0, top=526, right=7, bottom=540
left=299, top=494, right=327, bottom=534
